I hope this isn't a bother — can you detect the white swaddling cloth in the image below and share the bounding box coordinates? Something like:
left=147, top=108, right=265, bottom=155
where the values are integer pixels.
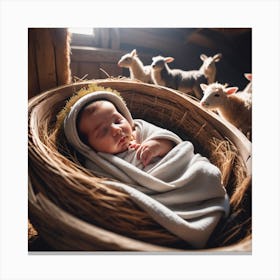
left=64, top=91, right=230, bottom=248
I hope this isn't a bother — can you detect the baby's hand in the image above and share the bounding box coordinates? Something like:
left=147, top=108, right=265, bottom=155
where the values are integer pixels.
left=128, top=140, right=140, bottom=150
left=136, top=139, right=171, bottom=167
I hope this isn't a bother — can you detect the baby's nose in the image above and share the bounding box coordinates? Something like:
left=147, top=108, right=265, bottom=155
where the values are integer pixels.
left=112, top=124, right=122, bottom=136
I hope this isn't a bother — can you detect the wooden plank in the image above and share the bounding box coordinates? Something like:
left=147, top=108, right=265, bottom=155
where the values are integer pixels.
left=110, top=28, right=120, bottom=50
left=71, top=46, right=126, bottom=63
left=99, top=28, right=110, bottom=48
left=70, top=32, right=96, bottom=47
left=34, top=29, right=57, bottom=91
left=78, top=62, right=100, bottom=80
left=28, top=29, right=40, bottom=99
left=99, top=63, right=122, bottom=78
left=118, top=28, right=184, bottom=56
left=70, top=61, right=79, bottom=81
left=50, top=28, right=72, bottom=85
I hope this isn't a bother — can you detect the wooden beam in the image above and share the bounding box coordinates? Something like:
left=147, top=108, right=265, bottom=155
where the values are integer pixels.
left=34, top=29, right=57, bottom=91
left=71, top=46, right=125, bottom=63
left=28, top=29, right=40, bottom=98
left=118, top=28, right=185, bottom=56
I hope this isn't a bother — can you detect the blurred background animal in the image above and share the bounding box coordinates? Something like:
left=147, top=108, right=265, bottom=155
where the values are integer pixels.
left=243, top=73, right=252, bottom=93
left=199, top=53, right=222, bottom=84
left=151, top=55, right=207, bottom=99
left=151, top=53, right=222, bottom=100
left=118, top=49, right=153, bottom=84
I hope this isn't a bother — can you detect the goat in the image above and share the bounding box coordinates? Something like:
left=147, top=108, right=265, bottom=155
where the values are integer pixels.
left=235, top=73, right=252, bottom=104
left=199, top=53, right=222, bottom=84
left=151, top=54, right=222, bottom=100
left=200, top=82, right=252, bottom=139
left=243, top=73, right=252, bottom=93
left=117, top=49, right=153, bottom=84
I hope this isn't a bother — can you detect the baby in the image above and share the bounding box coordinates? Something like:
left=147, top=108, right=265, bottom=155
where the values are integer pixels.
left=77, top=99, right=175, bottom=166
left=63, top=89, right=230, bottom=249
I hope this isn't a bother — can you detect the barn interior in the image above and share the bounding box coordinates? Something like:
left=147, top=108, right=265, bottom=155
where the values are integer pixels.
left=28, top=27, right=252, bottom=251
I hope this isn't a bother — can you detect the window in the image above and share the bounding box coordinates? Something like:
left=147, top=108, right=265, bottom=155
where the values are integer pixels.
left=68, top=28, right=121, bottom=50
left=68, top=28, right=97, bottom=47
left=68, top=28, right=95, bottom=36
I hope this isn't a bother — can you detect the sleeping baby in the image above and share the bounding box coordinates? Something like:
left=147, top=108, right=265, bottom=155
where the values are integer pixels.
left=76, top=98, right=176, bottom=167
left=63, top=90, right=230, bottom=249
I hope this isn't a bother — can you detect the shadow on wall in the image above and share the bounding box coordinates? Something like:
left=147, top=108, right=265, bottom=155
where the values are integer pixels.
left=185, top=28, right=252, bottom=89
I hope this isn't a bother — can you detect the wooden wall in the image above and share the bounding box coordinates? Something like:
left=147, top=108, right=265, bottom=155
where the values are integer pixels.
left=70, top=47, right=124, bottom=80
left=28, top=28, right=72, bottom=99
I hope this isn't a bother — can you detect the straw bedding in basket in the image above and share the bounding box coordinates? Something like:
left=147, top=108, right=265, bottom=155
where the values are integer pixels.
left=28, top=79, right=252, bottom=251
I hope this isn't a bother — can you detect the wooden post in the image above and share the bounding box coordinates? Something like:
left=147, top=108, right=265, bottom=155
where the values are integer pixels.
left=28, top=28, right=72, bottom=99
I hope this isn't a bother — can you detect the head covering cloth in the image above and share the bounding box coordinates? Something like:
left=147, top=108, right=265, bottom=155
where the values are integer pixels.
left=64, top=91, right=133, bottom=153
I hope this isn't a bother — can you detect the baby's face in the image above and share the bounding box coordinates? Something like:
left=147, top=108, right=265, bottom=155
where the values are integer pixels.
left=78, top=101, right=133, bottom=154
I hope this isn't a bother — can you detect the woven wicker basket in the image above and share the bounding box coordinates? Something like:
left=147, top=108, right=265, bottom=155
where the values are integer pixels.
left=28, top=79, right=252, bottom=251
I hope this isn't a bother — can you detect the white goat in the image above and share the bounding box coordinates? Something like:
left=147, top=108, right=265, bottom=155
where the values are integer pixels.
left=150, top=54, right=222, bottom=99
left=117, top=49, right=153, bottom=84
left=235, top=73, right=252, bottom=105
left=199, top=53, right=222, bottom=84
left=243, top=73, right=252, bottom=93
left=200, top=82, right=252, bottom=138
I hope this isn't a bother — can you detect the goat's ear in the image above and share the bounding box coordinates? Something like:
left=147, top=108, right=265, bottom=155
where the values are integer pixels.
left=200, top=83, right=208, bottom=91
left=244, top=73, right=252, bottom=81
left=131, top=49, right=137, bottom=56
left=165, top=57, right=174, bottom=63
left=213, top=53, right=222, bottom=61
left=226, top=87, right=238, bottom=95
left=200, top=54, right=207, bottom=61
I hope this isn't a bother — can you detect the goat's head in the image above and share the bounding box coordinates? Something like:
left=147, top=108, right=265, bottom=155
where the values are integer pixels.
left=117, top=49, right=138, bottom=68
left=200, top=53, right=222, bottom=78
left=151, top=56, right=174, bottom=71
left=200, top=82, right=238, bottom=109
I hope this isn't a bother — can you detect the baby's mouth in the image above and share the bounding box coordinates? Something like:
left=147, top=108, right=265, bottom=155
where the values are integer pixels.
left=119, top=135, right=127, bottom=145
